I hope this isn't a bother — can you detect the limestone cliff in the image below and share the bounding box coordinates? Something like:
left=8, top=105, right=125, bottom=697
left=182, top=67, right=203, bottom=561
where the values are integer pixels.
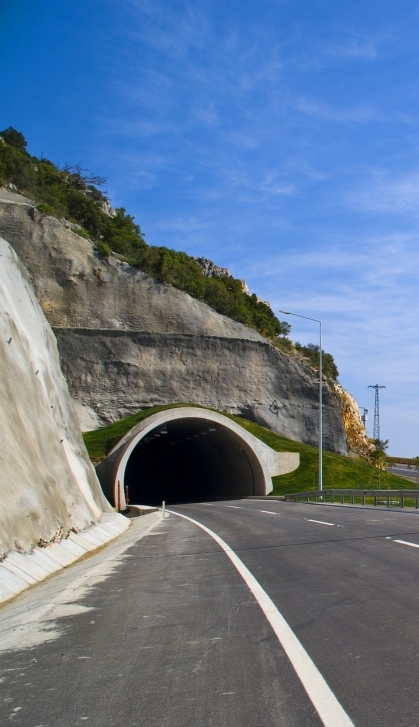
left=0, top=237, right=111, bottom=557
left=55, top=329, right=348, bottom=453
left=332, top=383, right=372, bottom=457
left=0, top=187, right=351, bottom=454
left=0, top=189, right=264, bottom=339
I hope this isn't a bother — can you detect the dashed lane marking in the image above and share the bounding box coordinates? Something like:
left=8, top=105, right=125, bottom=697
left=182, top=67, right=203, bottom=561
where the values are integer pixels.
left=226, top=505, right=242, bottom=509
left=169, top=510, right=355, bottom=727
left=394, top=539, right=419, bottom=549
left=306, top=519, right=336, bottom=527
left=258, top=510, right=279, bottom=515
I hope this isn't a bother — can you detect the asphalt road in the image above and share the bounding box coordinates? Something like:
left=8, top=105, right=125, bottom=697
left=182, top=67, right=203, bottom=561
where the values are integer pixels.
left=386, top=464, right=419, bottom=481
left=3, top=501, right=419, bottom=726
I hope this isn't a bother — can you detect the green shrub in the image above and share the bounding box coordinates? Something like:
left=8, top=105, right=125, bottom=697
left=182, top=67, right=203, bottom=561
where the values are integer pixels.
left=295, top=342, right=339, bottom=380
left=95, top=240, right=111, bottom=256
left=75, top=226, right=91, bottom=240
left=37, top=202, right=54, bottom=215
left=0, top=126, right=28, bottom=152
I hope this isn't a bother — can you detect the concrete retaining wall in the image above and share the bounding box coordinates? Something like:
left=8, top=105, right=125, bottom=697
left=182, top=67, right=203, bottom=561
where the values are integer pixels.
left=0, top=513, right=130, bottom=605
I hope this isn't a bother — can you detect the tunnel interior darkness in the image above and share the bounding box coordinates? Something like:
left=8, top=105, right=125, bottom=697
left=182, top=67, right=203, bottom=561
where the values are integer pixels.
left=124, top=418, right=258, bottom=504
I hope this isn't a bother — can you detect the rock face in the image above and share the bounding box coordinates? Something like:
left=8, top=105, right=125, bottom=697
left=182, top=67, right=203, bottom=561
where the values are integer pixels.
left=192, top=256, right=231, bottom=279
left=0, top=190, right=263, bottom=339
left=0, top=188, right=350, bottom=454
left=55, top=329, right=348, bottom=454
left=0, top=237, right=111, bottom=557
left=192, top=256, right=250, bottom=295
left=333, top=383, right=372, bottom=457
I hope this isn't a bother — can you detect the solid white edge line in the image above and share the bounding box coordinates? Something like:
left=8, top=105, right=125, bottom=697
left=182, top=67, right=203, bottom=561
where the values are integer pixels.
left=169, top=510, right=355, bottom=727
left=394, top=539, right=419, bottom=549
left=307, top=519, right=335, bottom=527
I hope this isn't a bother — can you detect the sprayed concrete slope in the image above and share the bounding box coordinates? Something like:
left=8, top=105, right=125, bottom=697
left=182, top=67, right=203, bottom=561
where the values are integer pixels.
left=0, top=238, right=126, bottom=551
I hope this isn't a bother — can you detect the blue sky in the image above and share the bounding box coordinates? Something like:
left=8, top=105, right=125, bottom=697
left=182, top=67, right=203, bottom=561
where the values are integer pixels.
left=2, top=0, right=419, bottom=455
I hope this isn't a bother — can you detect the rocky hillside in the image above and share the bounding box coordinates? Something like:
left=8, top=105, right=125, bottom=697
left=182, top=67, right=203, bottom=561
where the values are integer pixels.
left=0, top=187, right=359, bottom=455
left=333, top=383, right=373, bottom=457
left=0, top=189, right=264, bottom=338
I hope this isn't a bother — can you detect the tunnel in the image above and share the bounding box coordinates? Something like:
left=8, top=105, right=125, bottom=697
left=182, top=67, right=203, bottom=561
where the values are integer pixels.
left=95, top=407, right=284, bottom=508
left=124, top=418, right=256, bottom=504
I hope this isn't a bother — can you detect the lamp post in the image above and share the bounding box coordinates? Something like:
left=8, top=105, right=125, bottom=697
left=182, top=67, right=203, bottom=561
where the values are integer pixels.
left=279, top=310, right=323, bottom=492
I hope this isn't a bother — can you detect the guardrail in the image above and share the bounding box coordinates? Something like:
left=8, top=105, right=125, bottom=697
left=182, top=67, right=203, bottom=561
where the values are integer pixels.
left=283, top=489, right=419, bottom=509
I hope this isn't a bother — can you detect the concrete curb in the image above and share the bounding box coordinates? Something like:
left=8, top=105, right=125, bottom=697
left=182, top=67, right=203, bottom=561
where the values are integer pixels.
left=246, top=496, right=285, bottom=501
left=0, top=512, right=130, bottom=606
left=125, top=505, right=159, bottom=518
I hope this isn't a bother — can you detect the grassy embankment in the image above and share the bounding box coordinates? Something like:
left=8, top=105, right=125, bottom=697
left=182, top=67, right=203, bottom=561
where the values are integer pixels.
left=83, top=404, right=411, bottom=499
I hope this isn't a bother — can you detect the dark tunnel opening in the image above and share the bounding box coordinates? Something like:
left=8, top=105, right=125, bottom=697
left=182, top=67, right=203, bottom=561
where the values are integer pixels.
left=124, top=419, right=257, bottom=505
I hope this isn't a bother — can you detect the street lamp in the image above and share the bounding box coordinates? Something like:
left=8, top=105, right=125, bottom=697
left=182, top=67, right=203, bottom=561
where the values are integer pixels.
left=279, top=310, right=323, bottom=492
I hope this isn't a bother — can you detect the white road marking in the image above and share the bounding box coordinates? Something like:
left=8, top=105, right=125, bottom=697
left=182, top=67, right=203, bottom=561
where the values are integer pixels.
left=366, top=519, right=388, bottom=523
left=258, top=510, right=278, bottom=515
left=169, top=510, right=355, bottom=727
left=226, top=505, right=242, bottom=509
left=307, top=519, right=336, bottom=527
left=394, top=539, right=419, bottom=549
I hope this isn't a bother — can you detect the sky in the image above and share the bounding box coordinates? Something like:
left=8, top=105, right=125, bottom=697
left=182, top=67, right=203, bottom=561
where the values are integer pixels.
left=1, top=0, right=419, bottom=455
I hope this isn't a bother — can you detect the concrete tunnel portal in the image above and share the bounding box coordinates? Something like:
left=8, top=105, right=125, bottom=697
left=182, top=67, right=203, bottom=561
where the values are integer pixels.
left=95, top=408, right=288, bottom=508
left=125, top=419, right=257, bottom=505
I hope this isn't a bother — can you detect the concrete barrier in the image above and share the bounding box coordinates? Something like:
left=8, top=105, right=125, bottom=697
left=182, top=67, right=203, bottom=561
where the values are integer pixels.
left=0, top=512, right=130, bottom=606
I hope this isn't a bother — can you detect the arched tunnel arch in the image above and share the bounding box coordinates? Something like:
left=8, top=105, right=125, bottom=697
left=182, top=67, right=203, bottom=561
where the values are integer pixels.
left=125, top=418, right=258, bottom=504
left=95, top=408, right=283, bottom=507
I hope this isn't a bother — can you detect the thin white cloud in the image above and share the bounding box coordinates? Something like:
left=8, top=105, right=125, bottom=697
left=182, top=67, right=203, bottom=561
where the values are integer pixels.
left=193, top=103, right=220, bottom=127
left=346, top=170, right=419, bottom=215
left=225, top=131, right=260, bottom=149
left=241, top=232, right=419, bottom=394
left=101, top=117, right=178, bottom=138
left=324, top=37, right=378, bottom=61
left=297, top=97, right=379, bottom=123
left=123, top=0, right=211, bottom=56
left=221, top=167, right=296, bottom=201
left=156, top=215, right=212, bottom=234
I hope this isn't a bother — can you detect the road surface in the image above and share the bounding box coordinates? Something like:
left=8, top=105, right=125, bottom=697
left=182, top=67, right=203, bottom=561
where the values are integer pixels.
left=2, top=501, right=419, bottom=726
left=386, top=464, right=419, bottom=482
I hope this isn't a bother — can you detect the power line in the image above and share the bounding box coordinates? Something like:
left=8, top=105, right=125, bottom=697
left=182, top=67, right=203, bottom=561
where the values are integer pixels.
left=368, top=385, right=386, bottom=440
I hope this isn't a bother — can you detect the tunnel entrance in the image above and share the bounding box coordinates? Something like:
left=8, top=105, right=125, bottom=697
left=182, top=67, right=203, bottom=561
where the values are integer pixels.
left=124, top=418, right=256, bottom=504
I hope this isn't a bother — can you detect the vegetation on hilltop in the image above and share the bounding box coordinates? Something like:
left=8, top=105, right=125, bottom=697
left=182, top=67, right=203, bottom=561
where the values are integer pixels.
left=0, top=127, right=288, bottom=341
left=295, top=342, right=339, bottom=380
left=0, top=126, right=339, bottom=373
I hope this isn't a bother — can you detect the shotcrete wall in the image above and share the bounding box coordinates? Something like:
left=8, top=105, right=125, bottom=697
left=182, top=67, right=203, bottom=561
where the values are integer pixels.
left=0, top=238, right=112, bottom=557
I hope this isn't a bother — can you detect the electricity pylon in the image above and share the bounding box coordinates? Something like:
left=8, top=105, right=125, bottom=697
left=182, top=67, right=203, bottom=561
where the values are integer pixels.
left=368, top=385, right=386, bottom=440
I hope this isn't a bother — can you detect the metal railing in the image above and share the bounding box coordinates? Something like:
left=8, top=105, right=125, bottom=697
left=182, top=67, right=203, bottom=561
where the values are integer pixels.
left=283, top=489, right=419, bottom=509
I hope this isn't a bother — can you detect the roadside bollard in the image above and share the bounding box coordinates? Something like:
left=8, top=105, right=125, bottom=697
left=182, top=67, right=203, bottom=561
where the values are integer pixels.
left=162, top=500, right=166, bottom=519
left=117, top=480, right=122, bottom=512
